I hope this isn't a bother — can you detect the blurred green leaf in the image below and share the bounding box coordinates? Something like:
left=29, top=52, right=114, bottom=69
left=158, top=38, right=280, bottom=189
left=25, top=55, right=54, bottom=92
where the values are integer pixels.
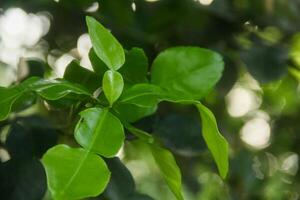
left=42, top=144, right=110, bottom=200
left=196, top=103, right=229, bottom=179
left=151, top=47, right=224, bottom=101
left=241, top=42, right=288, bottom=83
left=0, top=159, right=47, bottom=200
left=119, top=48, right=149, bottom=85
left=149, top=144, right=184, bottom=200
left=154, top=113, right=205, bottom=156
left=104, top=157, right=135, bottom=199
left=63, top=60, right=101, bottom=92
left=125, top=124, right=183, bottom=200
left=6, top=116, right=58, bottom=159
left=290, top=33, right=300, bottom=68
left=89, top=48, right=108, bottom=77
left=103, top=70, right=124, bottom=106
left=126, top=193, right=154, bottom=200
left=75, top=107, right=125, bottom=157
left=86, top=16, right=125, bottom=70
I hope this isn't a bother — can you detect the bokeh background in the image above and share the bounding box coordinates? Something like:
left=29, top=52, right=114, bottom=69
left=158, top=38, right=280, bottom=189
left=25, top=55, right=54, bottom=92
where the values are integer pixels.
left=1, top=0, right=300, bottom=199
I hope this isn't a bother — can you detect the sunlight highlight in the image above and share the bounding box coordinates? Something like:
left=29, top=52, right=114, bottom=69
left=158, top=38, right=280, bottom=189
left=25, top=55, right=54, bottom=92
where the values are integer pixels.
left=0, top=8, right=50, bottom=66
left=77, top=33, right=93, bottom=70
left=85, top=2, right=99, bottom=13
left=281, top=153, right=299, bottom=176
left=240, top=118, right=271, bottom=150
left=226, top=86, right=261, bottom=117
left=54, top=54, right=75, bottom=77
left=198, top=0, right=214, bottom=6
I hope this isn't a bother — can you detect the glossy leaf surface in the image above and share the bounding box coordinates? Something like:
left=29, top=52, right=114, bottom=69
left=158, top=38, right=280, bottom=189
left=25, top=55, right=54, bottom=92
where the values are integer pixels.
left=42, top=144, right=110, bottom=200
left=103, top=70, right=124, bottom=106
left=75, top=107, right=125, bottom=157
left=118, top=83, right=162, bottom=108
left=31, top=79, right=91, bottom=100
left=86, top=16, right=125, bottom=70
left=151, top=47, right=224, bottom=101
left=196, top=103, right=229, bottom=179
left=0, top=77, right=39, bottom=120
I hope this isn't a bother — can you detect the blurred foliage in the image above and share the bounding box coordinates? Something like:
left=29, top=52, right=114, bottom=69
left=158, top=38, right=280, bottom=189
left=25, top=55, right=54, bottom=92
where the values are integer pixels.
left=1, top=0, right=300, bottom=199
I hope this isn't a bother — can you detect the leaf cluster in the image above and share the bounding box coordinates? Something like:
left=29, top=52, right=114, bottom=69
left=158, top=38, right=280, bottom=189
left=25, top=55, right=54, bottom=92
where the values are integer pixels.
left=0, top=16, right=228, bottom=200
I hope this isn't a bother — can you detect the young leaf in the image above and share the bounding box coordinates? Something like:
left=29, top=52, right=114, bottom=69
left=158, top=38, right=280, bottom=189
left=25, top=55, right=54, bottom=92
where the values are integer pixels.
left=119, top=48, right=149, bottom=85
left=103, top=70, right=124, bottom=106
left=151, top=47, right=224, bottom=101
left=75, top=107, right=125, bottom=157
left=196, top=103, right=229, bottom=179
left=149, top=145, right=184, bottom=200
left=42, top=144, right=110, bottom=200
left=86, top=16, right=125, bottom=70
left=63, top=60, right=101, bottom=92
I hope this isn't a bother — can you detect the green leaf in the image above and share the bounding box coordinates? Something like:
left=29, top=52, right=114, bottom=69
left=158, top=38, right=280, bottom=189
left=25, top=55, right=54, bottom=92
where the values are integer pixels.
left=153, top=113, right=206, bottom=155
left=75, top=107, right=125, bottom=157
left=113, top=83, right=161, bottom=123
left=89, top=47, right=148, bottom=85
left=103, top=70, right=124, bottom=106
left=0, top=87, right=26, bottom=120
left=125, top=125, right=183, bottom=200
left=42, top=144, right=110, bottom=200
left=149, top=145, right=184, bottom=200
left=241, top=41, right=287, bottom=83
left=104, top=157, right=136, bottom=199
left=10, top=91, right=37, bottom=113
left=151, top=47, right=224, bottom=101
left=118, top=83, right=162, bottom=108
left=89, top=48, right=107, bottom=77
left=114, top=103, right=157, bottom=123
left=123, top=122, right=155, bottom=144
left=196, top=103, right=229, bottom=179
left=86, top=16, right=125, bottom=70
left=31, top=79, right=91, bottom=100
left=63, top=60, right=101, bottom=92
left=119, top=48, right=149, bottom=85
left=0, top=77, right=39, bottom=121
left=0, top=77, right=92, bottom=121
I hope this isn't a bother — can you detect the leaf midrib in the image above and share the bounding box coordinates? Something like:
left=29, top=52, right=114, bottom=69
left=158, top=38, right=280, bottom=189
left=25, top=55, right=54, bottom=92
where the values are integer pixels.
left=58, top=109, right=108, bottom=198
left=120, top=90, right=160, bottom=103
